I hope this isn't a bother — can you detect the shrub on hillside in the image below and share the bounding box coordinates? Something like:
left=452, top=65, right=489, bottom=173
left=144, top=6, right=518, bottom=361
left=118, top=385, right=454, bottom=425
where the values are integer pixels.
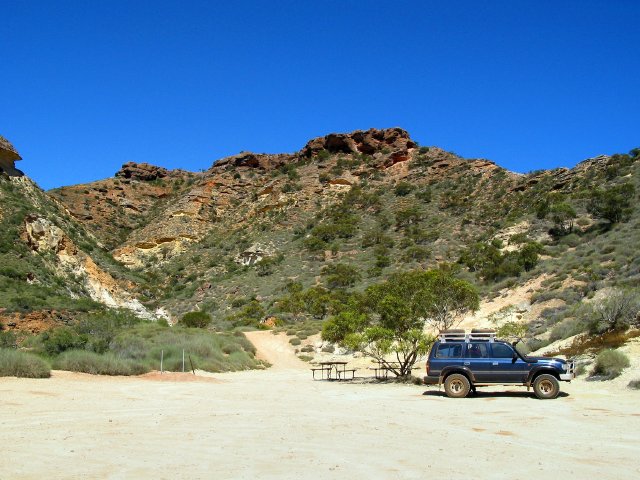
left=628, top=379, right=640, bottom=389
left=590, top=349, right=630, bottom=379
left=40, top=326, right=87, bottom=356
left=180, top=311, right=213, bottom=329
left=0, top=349, right=51, bottom=378
left=321, top=263, right=361, bottom=289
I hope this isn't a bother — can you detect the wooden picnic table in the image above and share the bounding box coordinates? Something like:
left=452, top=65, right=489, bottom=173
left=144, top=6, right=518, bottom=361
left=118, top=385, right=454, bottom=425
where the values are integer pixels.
left=368, top=361, right=421, bottom=379
left=311, top=361, right=356, bottom=381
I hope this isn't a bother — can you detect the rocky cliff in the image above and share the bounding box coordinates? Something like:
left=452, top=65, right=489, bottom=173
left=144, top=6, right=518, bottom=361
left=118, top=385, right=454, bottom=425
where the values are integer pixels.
left=3, top=129, right=638, bottom=336
left=0, top=135, right=23, bottom=176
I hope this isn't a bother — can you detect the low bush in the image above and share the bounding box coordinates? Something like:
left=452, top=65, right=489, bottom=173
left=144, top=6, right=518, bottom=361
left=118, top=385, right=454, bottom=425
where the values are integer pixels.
left=0, top=349, right=51, bottom=378
left=179, top=311, right=213, bottom=329
left=628, top=379, right=640, bottom=389
left=590, top=349, right=630, bottom=379
left=53, top=350, right=148, bottom=376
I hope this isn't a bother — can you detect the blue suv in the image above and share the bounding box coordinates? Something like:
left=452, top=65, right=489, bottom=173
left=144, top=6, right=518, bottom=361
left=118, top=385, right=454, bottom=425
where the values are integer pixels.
left=424, top=330, right=575, bottom=399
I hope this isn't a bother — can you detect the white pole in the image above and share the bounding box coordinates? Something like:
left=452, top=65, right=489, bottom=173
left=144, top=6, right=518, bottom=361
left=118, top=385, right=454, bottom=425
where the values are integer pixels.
left=182, top=349, right=185, bottom=373
left=160, top=349, right=164, bottom=374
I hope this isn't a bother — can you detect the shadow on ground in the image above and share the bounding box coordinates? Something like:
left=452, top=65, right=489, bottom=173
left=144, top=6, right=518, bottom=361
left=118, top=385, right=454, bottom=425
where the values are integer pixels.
left=422, top=389, right=570, bottom=399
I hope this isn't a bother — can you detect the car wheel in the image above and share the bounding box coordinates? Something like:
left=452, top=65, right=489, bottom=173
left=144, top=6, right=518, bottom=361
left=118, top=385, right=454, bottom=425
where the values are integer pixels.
left=533, top=374, right=560, bottom=399
left=444, top=373, right=471, bottom=398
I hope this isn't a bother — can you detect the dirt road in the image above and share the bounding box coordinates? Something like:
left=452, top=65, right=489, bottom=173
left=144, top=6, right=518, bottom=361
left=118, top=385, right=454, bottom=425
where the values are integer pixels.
left=1, top=332, right=639, bottom=479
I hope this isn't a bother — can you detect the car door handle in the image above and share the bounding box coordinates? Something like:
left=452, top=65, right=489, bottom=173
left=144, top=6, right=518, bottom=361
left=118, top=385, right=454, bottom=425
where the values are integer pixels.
left=464, top=362, right=470, bottom=366
left=492, top=362, right=498, bottom=366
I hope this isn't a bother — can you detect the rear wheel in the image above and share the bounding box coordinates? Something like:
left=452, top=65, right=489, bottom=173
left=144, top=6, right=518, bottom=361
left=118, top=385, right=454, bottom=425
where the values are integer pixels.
left=533, top=374, right=560, bottom=399
left=444, top=373, right=471, bottom=398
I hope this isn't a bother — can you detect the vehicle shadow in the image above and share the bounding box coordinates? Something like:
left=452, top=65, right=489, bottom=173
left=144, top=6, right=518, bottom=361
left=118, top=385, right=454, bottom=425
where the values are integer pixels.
left=422, top=389, right=570, bottom=399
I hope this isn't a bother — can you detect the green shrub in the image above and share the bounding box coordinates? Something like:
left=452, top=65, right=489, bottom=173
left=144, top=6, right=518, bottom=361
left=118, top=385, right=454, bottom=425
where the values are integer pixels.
left=289, top=337, right=301, bottom=346
left=0, top=349, right=51, bottom=378
left=590, top=349, right=630, bottom=379
left=53, top=350, right=148, bottom=376
left=321, top=263, right=361, bottom=289
left=628, top=379, right=640, bottom=389
left=180, top=311, right=213, bottom=329
left=0, top=330, right=18, bottom=348
left=40, top=327, right=87, bottom=356
left=394, top=181, right=415, bottom=196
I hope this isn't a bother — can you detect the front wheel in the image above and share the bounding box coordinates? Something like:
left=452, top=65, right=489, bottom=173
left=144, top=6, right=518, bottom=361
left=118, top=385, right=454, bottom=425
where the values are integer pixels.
left=444, top=373, right=471, bottom=398
left=533, top=374, right=560, bottom=399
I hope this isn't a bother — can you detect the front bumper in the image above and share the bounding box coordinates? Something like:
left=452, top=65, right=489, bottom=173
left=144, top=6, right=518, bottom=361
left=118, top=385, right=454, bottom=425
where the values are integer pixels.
left=560, top=358, right=576, bottom=381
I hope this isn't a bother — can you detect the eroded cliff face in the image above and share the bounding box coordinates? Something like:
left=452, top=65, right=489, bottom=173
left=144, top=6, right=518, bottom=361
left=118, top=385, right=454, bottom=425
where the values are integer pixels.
left=0, top=135, right=23, bottom=176
left=0, top=134, right=159, bottom=325
left=20, top=215, right=152, bottom=318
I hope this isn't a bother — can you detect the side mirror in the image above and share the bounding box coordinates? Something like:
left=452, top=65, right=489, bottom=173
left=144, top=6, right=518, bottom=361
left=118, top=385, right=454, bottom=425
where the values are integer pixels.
left=512, top=353, right=518, bottom=363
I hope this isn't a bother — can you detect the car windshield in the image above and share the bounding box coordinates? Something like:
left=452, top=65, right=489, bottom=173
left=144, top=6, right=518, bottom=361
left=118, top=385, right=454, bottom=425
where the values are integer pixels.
left=513, top=341, right=534, bottom=358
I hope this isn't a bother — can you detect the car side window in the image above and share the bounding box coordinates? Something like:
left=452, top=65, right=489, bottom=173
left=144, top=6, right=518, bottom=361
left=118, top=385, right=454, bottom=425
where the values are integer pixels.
left=465, top=343, right=489, bottom=358
left=492, top=343, right=515, bottom=358
left=435, top=344, right=462, bottom=358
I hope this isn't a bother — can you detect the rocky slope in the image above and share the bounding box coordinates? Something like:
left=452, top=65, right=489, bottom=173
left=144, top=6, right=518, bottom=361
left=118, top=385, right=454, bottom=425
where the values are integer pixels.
left=1, top=138, right=157, bottom=333
left=3, top=129, right=639, bottom=351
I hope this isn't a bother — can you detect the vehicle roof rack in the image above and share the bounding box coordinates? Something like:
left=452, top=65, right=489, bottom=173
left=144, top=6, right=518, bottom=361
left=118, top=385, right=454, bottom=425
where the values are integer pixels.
left=439, top=329, right=497, bottom=343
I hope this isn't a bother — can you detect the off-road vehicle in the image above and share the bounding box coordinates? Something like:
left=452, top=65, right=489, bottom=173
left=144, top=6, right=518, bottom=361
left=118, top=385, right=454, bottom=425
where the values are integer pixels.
left=424, top=329, right=575, bottom=399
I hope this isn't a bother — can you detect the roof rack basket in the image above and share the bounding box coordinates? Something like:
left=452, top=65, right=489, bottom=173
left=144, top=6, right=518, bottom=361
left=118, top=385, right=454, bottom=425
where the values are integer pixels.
left=439, top=329, right=497, bottom=343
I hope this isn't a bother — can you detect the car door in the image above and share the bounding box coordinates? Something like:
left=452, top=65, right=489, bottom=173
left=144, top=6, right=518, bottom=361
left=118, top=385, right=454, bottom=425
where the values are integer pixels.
left=430, top=342, right=464, bottom=377
left=464, top=342, right=493, bottom=382
left=489, top=342, right=530, bottom=383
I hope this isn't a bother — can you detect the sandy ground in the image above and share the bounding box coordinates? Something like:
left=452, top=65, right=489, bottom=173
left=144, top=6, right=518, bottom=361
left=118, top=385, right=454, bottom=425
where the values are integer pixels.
left=1, top=332, right=639, bottom=480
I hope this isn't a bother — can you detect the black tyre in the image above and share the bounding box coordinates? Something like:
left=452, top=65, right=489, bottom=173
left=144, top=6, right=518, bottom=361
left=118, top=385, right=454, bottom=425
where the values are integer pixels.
left=533, top=374, right=560, bottom=399
left=444, top=373, right=471, bottom=398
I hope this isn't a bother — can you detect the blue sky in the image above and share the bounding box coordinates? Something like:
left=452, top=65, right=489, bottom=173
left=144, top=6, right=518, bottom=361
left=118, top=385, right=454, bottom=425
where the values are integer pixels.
left=2, top=1, right=639, bottom=190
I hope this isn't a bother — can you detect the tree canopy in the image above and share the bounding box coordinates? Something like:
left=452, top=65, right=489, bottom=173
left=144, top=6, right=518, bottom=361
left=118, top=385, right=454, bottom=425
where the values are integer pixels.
left=322, top=269, right=479, bottom=376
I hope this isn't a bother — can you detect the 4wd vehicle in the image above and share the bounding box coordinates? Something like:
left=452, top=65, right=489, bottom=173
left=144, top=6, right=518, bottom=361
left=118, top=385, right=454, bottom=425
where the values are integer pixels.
left=424, top=329, right=575, bottom=399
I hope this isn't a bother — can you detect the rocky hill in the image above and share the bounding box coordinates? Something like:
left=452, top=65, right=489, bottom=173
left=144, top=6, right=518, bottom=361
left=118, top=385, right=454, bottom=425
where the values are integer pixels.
left=2, top=129, right=639, bottom=355
left=0, top=138, right=156, bottom=332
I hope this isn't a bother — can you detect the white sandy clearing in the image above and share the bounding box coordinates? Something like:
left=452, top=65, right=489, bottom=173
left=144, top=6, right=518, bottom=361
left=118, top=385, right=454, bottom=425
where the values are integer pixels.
left=1, top=331, right=639, bottom=480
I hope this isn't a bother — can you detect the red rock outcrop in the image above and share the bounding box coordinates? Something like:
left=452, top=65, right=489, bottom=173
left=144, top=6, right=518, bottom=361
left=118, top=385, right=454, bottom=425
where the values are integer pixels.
left=301, top=127, right=417, bottom=157
left=0, top=135, right=23, bottom=176
left=211, top=152, right=294, bottom=172
left=115, top=162, right=172, bottom=181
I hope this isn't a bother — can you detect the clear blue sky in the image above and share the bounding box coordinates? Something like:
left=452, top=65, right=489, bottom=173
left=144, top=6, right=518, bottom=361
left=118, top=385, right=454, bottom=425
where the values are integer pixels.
left=2, top=1, right=639, bottom=190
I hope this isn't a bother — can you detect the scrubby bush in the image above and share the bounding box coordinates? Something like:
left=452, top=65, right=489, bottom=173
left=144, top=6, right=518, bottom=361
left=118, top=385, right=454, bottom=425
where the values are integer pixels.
left=394, top=181, right=415, bottom=196
left=321, top=263, right=361, bottom=289
left=590, top=349, right=630, bottom=379
left=180, top=311, right=213, bottom=329
left=53, top=350, right=148, bottom=376
left=0, top=330, right=17, bottom=348
left=582, top=289, right=640, bottom=333
left=40, top=327, right=87, bottom=356
left=587, top=183, right=635, bottom=224
left=628, top=379, right=640, bottom=389
left=0, top=349, right=51, bottom=378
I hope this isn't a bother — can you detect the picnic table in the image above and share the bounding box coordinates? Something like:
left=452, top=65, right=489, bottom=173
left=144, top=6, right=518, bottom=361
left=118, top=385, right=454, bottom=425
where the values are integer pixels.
left=368, top=361, right=402, bottom=379
left=368, top=361, right=421, bottom=379
left=311, top=361, right=357, bottom=381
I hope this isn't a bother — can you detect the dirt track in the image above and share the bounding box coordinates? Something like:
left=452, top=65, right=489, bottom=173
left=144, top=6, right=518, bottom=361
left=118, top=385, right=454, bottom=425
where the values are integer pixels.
left=1, top=332, right=639, bottom=479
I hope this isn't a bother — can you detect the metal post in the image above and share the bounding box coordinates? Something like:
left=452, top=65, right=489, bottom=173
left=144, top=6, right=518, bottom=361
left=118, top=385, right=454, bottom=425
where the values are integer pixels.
left=160, top=349, right=164, bottom=374
left=182, top=349, right=185, bottom=373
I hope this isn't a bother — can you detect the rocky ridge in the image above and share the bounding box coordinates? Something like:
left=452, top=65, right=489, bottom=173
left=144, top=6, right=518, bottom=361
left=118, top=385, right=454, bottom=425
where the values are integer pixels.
left=2, top=128, right=638, bottom=332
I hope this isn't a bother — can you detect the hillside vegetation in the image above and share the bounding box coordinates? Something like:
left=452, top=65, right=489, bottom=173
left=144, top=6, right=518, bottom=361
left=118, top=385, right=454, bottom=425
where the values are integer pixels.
left=2, top=129, right=639, bottom=373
